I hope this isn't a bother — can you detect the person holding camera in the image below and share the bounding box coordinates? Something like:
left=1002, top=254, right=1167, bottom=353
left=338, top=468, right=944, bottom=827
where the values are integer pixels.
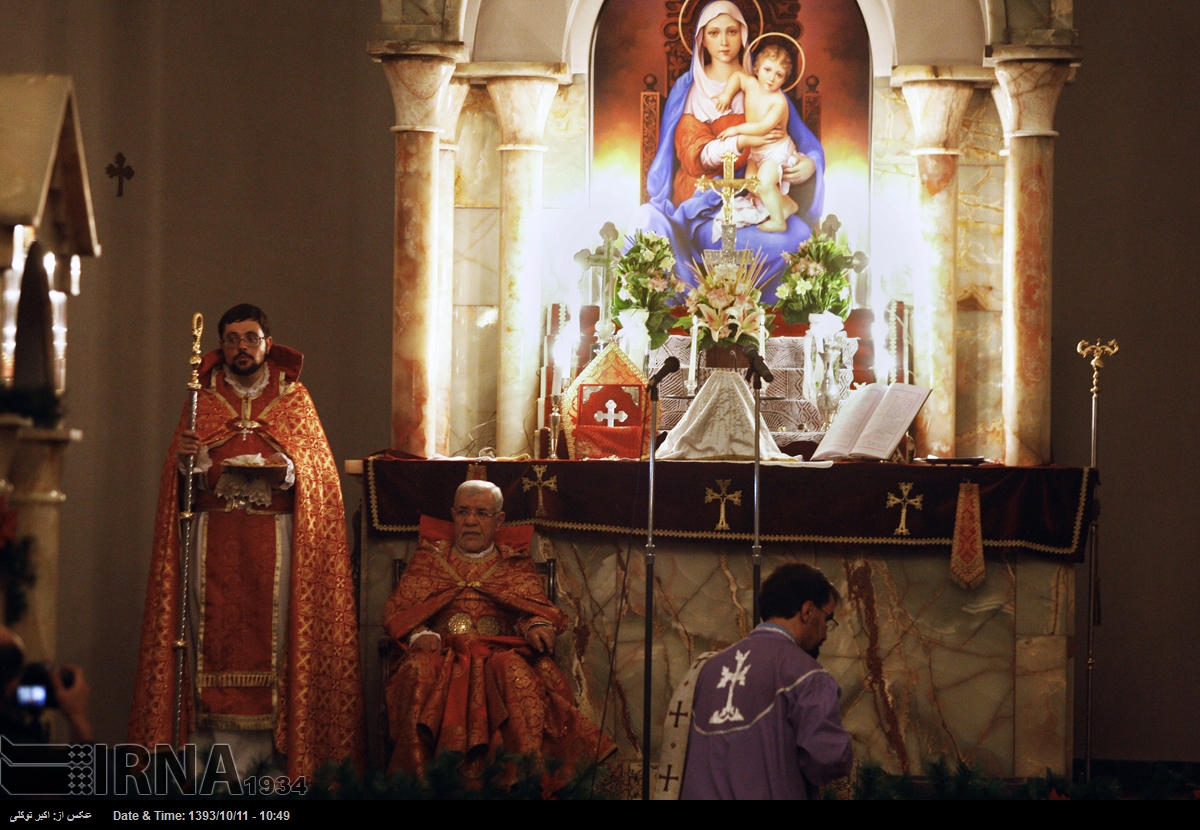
left=0, top=624, right=93, bottom=743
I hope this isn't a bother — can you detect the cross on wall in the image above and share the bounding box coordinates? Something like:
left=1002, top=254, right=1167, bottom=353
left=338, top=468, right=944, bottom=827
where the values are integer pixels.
left=105, top=152, right=134, bottom=197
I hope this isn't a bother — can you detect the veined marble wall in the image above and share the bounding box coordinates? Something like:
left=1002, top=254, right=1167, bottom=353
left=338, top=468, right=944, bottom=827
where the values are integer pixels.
left=872, top=80, right=1006, bottom=460
left=360, top=527, right=1074, bottom=780
left=449, top=77, right=588, bottom=456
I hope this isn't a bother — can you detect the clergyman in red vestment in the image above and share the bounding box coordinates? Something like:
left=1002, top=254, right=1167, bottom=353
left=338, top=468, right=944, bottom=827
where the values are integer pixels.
left=384, top=480, right=615, bottom=779
left=130, top=304, right=363, bottom=781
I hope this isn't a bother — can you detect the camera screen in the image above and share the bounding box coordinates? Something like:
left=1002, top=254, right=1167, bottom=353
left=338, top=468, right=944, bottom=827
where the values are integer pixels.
left=16, top=684, right=47, bottom=706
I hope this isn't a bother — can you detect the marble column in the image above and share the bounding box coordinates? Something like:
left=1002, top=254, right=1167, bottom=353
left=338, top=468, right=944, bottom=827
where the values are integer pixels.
left=432, top=79, right=470, bottom=455
left=372, top=44, right=463, bottom=455
left=8, top=427, right=80, bottom=662
left=901, top=79, right=975, bottom=457
left=486, top=76, right=559, bottom=457
left=993, top=60, right=1071, bottom=466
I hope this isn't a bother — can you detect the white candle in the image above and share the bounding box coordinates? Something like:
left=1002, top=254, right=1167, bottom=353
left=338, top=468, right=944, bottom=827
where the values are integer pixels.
left=689, top=317, right=699, bottom=392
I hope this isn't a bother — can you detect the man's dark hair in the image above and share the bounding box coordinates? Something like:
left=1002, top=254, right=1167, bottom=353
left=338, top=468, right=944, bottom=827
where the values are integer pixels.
left=759, top=562, right=839, bottom=621
left=218, top=304, right=271, bottom=339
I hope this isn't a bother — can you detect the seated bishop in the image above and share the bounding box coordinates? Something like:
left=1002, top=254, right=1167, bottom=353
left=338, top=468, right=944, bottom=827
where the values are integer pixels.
left=384, top=480, right=615, bottom=780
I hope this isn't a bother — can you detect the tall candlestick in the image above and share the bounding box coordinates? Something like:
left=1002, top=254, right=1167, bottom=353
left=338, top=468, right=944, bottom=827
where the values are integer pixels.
left=687, top=317, right=699, bottom=396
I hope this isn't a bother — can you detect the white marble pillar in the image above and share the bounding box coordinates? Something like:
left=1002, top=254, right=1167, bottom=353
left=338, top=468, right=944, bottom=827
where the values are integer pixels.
left=993, top=60, right=1071, bottom=466
left=432, top=78, right=470, bottom=455
left=486, top=75, right=559, bottom=457
left=8, top=427, right=80, bottom=662
left=901, top=79, right=975, bottom=458
left=372, top=44, right=463, bottom=455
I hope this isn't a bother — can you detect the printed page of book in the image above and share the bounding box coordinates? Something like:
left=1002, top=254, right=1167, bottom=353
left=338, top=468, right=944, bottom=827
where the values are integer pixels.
left=811, top=383, right=887, bottom=461
left=851, top=383, right=931, bottom=459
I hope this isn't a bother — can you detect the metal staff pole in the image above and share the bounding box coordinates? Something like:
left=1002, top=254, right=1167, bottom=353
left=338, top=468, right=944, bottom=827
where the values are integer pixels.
left=751, top=371, right=763, bottom=625
left=173, top=313, right=204, bottom=749
left=641, top=383, right=659, bottom=800
left=743, top=346, right=773, bottom=625
left=640, top=355, right=678, bottom=800
left=1077, top=338, right=1117, bottom=782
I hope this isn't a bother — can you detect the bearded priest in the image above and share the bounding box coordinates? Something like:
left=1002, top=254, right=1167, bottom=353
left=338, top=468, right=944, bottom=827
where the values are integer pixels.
left=129, top=304, right=363, bottom=782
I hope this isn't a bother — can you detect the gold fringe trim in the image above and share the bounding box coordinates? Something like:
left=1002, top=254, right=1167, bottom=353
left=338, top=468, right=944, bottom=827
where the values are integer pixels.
left=366, top=465, right=1092, bottom=558
left=196, top=713, right=277, bottom=730
left=198, top=671, right=277, bottom=688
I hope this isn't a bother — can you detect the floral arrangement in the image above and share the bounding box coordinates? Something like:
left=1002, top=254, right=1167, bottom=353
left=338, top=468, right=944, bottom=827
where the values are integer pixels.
left=683, top=256, right=771, bottom=351
left=611, top=230, right=686, bottom=351
left=773, top=215, right=868, bottom=324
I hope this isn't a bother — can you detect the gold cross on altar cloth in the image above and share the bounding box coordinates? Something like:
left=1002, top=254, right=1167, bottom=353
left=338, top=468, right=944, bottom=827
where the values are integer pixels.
left=522, top=465, right=558, bottom=518
left=705, top=479, right=742, bottom=532
left=887, top=482, right=923, bottom=536
left=694, top=151, right=760, bottom=262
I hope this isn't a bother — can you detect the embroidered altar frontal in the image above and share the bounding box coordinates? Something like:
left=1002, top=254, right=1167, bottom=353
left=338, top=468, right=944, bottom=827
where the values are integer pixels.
left=357, top=459, right=1094, bottom=782
left=364, top=458, right=1095, bottom=559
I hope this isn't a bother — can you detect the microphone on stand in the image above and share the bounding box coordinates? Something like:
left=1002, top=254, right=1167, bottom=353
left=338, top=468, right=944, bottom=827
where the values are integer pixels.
left=741, top=344, right=774, bottom=383
left=648, top=356, right=681, bottom=391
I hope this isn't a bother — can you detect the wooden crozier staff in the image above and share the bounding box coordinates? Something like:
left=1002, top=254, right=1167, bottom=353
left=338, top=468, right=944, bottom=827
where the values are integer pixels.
left=173, top=312, right=204, bottom=748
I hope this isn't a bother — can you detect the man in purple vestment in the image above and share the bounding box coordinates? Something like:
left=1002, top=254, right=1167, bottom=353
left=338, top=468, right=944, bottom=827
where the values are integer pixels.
left=681, top=563, right=852, bottom=799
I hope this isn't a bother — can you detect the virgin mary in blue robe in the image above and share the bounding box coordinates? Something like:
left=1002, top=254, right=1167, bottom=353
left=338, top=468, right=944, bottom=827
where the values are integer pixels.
left=629, top=0, right=825, bottom=304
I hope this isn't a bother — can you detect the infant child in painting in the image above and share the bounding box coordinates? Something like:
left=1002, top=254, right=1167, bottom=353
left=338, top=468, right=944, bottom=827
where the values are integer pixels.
left=714, top=45, right=815, bottom=233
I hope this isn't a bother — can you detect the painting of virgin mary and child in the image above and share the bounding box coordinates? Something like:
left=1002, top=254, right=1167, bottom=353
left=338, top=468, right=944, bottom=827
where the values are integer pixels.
left=593, top=0, right=871, bottom=303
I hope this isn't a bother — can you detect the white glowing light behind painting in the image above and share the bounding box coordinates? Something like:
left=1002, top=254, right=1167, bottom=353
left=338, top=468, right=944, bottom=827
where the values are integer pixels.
left=869, top=171, right=922, bottom=383
left=589, top=141, right=873, bottom=246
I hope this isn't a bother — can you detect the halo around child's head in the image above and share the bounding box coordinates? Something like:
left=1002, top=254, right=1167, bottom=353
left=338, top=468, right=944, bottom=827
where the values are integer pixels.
left=748, top=32, right=806, bottom=93
left=678, top=0, right=765, bottom=54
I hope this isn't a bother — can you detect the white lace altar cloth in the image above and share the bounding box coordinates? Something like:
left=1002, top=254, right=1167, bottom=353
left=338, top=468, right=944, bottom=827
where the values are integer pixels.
left=647, top=335, right=857, bottom=448
left=657, top=371, right=790, bottom=461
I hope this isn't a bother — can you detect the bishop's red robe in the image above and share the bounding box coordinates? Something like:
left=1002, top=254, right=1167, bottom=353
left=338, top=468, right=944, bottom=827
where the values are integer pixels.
left=384, top=536, right=615, bottom=779
left=129, top=346, right=363, bottom=780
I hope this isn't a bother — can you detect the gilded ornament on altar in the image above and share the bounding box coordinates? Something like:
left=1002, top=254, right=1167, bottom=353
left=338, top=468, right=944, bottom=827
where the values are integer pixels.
left=887, top=481, right=922, bottom=536
left=705, top=479, right=742, bottom=531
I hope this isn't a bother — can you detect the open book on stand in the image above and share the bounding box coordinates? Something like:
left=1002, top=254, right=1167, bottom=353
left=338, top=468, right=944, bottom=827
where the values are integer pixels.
left=811, top=382, right=931, bottom=461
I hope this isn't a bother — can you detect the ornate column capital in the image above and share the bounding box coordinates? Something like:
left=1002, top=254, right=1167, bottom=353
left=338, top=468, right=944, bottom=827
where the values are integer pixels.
left=992, top=60, right=1072, bottom=138
left=370, top=42, right=466, bottom=133
left=432, top=77, right=471, bottom=147
left=485, top=75, right=562, bottom=148
left=899, top=78, right=976, bottom=196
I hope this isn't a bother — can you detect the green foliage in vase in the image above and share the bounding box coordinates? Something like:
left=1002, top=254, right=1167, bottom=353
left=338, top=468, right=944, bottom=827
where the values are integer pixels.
left=774, top=215, right=868, bottom=325
left=611, top=230, right=685, bottom=350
